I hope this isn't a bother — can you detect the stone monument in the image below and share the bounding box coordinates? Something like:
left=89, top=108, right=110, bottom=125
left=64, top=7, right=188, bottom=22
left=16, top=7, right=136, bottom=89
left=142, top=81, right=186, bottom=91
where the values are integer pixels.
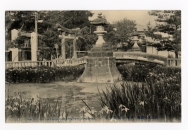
left=78, top=13, right=122, bottom=83
left=31, top=32, right=37, bottom=61
left=11, top=29, right=18, bottom=41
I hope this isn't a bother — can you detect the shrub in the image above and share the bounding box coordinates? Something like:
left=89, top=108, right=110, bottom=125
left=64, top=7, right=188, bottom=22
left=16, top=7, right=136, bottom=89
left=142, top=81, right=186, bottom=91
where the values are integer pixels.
left=117, top=63, right=181, bottom=83
left=5, top=65, right=85, bottom=83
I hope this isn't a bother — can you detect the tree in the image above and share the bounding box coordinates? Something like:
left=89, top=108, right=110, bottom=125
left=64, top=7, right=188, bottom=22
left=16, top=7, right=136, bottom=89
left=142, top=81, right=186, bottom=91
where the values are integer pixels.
left=103, top=24, right=119, bottom=50
left=110, top=18, right=136, bottom=51
left=5, top=40, right=14, bottom=50
left=114, top=18, right=136, bottom=42
left=6, top=11, right=39, bottom=37
left=5, top=11, right=49, bottom=47
left=61, top=11, right=93, bottom=29
left=5, top=11, right=97, bottom=57
left=77, top=26, right=97, bottom=51
left=146, top=10, right=181, bottom=58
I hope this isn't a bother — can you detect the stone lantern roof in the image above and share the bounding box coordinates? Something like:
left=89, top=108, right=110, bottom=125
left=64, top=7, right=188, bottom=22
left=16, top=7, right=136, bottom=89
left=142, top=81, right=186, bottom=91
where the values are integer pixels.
left=90, top=13, right=110, bottom=25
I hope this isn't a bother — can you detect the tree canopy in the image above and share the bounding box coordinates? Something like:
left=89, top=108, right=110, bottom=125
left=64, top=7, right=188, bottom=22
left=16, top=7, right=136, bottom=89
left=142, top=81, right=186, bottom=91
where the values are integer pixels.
left=5, top=11, right=97, bottom=58
left=103, top=18, right=136, bottom=51
left=146, top=10, right=181, bottom=58
left=5, top=11, right=139, bottom=56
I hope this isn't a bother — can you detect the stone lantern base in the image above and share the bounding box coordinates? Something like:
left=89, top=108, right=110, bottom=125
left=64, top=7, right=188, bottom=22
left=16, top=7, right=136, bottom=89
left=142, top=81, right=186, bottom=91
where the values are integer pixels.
left=78, top=44, right=122, bottom=83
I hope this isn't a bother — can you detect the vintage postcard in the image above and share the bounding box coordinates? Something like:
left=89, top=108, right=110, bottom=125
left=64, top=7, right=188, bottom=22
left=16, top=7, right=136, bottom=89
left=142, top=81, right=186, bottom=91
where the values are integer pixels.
left=5, top=9, right=181, bottom=124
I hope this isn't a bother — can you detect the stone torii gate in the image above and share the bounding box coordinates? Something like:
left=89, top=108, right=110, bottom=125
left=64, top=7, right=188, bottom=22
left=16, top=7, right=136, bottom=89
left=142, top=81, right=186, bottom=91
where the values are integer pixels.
left=57, top=24, right=80, bottom=60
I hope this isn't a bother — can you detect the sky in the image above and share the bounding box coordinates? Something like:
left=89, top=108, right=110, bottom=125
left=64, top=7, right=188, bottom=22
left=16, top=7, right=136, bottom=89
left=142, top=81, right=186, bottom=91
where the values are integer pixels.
left=89, top=10, right=157, bottom=26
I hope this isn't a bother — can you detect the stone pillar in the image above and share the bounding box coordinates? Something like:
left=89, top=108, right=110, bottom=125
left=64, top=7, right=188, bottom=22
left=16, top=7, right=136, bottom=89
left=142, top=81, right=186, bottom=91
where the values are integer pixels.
left=31, top=32, right=37, bottom=61
left=61, top=34, right=66, bottom=60
left=8, top=48, right=18, bottom=62
left=73, top=37, right=77, bottom=58
left=11, top=29, right=18, bottom=41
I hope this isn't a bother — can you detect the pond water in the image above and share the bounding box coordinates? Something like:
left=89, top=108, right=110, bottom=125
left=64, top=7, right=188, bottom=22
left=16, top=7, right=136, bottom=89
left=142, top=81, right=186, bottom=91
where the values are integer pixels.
left=5, top=81, right=113, bottom=120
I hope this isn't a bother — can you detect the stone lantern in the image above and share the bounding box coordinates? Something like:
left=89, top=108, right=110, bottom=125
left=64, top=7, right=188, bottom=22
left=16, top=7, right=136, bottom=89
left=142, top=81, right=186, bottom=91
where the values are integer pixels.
left=78, top=13, right=122, bottom=83
left=131, top=28, right=141, bottom=51
left=90, top=13, right=109, bottom=47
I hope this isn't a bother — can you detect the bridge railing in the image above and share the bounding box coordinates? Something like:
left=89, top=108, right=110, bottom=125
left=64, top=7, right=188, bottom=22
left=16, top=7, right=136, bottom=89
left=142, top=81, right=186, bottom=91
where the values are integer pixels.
left=114, top=52, right=167, bottom=64
left=5, top=55, right=181, bottom=68
left=5, top=61, right=54, bottom=69
left=167, top=58, right=181, bottom=67
left=55, top=56, right=88, bottom=66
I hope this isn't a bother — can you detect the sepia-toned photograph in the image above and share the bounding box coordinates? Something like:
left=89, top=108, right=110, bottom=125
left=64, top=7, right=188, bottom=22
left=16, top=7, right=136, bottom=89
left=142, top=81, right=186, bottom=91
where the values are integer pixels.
left=5, top=10, right=181, bottom=123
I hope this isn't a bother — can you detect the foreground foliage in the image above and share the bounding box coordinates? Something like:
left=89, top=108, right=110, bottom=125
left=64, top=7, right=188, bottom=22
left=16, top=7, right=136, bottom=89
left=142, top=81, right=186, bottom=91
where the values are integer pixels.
left=5, top=91, right=65, bottom=123
left=98, top=65, right=181, bottom=122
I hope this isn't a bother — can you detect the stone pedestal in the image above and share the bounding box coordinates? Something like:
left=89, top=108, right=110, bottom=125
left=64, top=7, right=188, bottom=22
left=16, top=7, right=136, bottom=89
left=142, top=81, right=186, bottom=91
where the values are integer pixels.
left=78, top=44, right=122, bottom=83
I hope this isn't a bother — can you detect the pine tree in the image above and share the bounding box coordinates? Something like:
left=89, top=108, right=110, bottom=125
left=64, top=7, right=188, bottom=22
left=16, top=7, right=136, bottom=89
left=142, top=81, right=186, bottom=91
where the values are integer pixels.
left=146, top=10, right=181, bottom=58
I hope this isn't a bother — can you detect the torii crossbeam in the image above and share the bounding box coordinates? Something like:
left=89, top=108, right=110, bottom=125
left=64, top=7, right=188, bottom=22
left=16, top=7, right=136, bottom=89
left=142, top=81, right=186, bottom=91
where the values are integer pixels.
left=56, top=24, right=80, bottom=59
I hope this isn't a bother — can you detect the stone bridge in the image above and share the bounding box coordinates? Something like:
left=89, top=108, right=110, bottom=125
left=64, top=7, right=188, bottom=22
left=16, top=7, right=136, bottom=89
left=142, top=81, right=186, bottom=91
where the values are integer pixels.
left=5, top=52, right=181, bottom=68
left=53, top=52, right=181, bottom=67
left=114, top=52, right=167, bottom=65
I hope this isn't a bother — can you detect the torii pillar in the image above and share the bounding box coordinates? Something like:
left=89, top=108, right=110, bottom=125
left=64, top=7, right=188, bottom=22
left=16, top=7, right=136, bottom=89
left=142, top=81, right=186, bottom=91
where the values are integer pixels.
left=61, top=32, right=66, bottom=59
left=73, top=36, right=77, bottom=59
left=57, top=24, right=80, bottom=60
left=60, top=33, right=78, bottom=59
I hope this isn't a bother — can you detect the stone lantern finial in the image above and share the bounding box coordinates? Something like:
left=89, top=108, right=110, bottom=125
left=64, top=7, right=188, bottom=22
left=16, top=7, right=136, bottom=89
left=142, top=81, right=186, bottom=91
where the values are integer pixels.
left=98, top=13, right=102, bottom=18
